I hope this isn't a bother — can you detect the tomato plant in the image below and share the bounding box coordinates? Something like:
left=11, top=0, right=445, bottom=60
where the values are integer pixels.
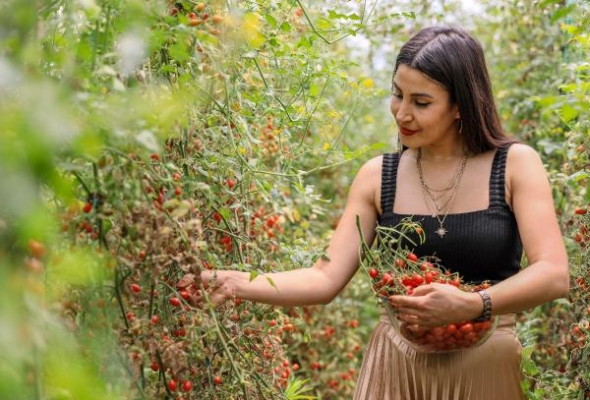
left=0, top=0, right=587, bottom=399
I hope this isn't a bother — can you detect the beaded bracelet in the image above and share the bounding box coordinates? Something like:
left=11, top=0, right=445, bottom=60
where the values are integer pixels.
left=473, top=289, right=492, bottom=322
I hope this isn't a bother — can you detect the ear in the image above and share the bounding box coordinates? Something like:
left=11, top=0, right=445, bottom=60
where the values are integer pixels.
left=452, top=103, right=460, bottom=119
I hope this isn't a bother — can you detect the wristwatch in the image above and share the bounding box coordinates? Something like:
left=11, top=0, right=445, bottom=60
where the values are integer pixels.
left=472, top=289, right=492, bottom=322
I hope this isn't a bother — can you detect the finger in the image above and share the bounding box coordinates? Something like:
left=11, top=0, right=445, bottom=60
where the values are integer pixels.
left=388, top=295, right=424, bottom=310
left=200, top=271, right=213, bottom=289
left=189, top=290, right=202, bottom=306
left=397, top=313, right=422, bottom=326
left=209, top=291, right=229, bottom=308
left=177, top=273, right=195, bottom=289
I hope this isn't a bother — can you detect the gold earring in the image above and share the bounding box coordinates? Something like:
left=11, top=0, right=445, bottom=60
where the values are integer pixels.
left=457, top=119, right=463, bottom=134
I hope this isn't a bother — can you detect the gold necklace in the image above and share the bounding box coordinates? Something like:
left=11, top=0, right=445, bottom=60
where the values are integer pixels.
left=416, top=148, right=469, bottom=238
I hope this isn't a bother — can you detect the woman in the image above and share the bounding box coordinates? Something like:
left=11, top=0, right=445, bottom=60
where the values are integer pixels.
left=199, top=26, right=569, bottom=399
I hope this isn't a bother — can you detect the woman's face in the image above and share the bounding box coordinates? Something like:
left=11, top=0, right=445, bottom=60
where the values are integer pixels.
left=390, top=64, right=460, bottom=149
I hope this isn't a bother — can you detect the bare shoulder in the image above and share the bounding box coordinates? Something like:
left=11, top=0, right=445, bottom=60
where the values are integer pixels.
left=358, top=154, right=384, bottom=176
left=504, top=143, right=548, bottom=208
left=355, top=155, right=383, bottom=185
left=505, top=143, right=552, bottom=204
left=506, top=143, right=546, bottom=182
left=352, top=154, right=383, bottom=192
left=507, top=142, right=543, bottom=163
left=349, top=154, right=384, bottom=209
left=507, top=143, right=545, bottom=172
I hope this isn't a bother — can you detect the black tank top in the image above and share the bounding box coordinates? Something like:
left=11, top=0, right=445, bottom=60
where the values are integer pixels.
left=378, top=147, right=523, bottom=284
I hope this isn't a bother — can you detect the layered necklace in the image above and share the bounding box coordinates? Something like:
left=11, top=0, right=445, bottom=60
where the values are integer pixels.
left=416, top=148, right=469, bottom=238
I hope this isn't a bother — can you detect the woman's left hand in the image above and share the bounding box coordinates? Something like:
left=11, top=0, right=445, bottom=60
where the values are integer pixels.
left=388, top=283, right=482, bottom=328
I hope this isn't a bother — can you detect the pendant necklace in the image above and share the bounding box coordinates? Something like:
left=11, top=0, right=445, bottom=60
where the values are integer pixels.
left=417, top=148, right=469, bottom=238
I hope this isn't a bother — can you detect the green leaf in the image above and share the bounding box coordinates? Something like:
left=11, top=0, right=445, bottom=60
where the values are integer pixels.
left=550, top=4, right=576, bottom=23
left=309, top=83, right=319, bottom=97
left=264, top=13, right=277, bottom=28
left=280, top=21, right=291, bottom=32
left=249, top=270, right=259, bottom=282
left=317, top=18, right=332, bottom=31
left=218, top=207, right=231, bottom=221
left=328, top=10, right=345, bottom=19
left=296, top=35, right=311, bottom=49
left=265, top=276, right=278, bottom=290
left=168, top=41, right=189, bottom=63
left=521, top=344, right=535, bottom=360
left=560, top=103, right=578, bottom=122
left=283, top=378, right=316, bottom=400
left=535, top=95, right=558, bottom=107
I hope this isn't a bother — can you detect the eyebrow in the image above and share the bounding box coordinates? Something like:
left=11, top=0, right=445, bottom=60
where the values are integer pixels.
left=392, top=82, right=434, bottom=98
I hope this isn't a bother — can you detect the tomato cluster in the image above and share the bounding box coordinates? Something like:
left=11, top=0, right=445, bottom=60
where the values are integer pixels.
left=368, top=264, right=495, bottom=352
left=360, top=219, right=496, bottom=352
left=398, top=317, right=494, bottom=352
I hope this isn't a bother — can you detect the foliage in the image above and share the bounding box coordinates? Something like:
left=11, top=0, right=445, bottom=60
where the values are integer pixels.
left=0, top=0, right=588, bottom=399
left=0, top=0, right=392, bottom=399
left=474, top=0, right=590, bottom=398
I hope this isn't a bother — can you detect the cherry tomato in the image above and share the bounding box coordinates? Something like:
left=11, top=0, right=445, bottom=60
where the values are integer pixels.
left=182, top=380, right=193, bottom=392
left=459, top=323, right=474, bottom=334
left=170, top=297, right=181, bottom=307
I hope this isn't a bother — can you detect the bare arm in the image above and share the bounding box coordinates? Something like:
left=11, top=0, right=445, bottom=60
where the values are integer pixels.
left=390, top=144, right=569, bottom=326
left=201, top=156, right=382, bottom=307
left=481, top=144, right=569, bottom=314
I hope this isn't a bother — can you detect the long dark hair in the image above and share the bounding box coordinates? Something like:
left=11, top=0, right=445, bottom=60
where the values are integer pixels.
left=394, top=26, right=516, bottom=154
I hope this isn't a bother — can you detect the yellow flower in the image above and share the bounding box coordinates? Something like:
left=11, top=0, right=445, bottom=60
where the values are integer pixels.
left=362, top=78, right=374, bottom=89
left=322, top=142, right=331, bottom=151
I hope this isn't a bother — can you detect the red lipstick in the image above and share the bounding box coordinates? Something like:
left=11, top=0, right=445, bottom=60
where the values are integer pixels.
left=399, top=126, right=418, bottom=136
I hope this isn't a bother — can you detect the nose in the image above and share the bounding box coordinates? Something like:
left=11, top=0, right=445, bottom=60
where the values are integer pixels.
left=391, top=97, right=412, bottom=122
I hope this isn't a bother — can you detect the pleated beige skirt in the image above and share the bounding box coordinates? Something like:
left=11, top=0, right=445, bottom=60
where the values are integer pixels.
left=354, top=314, right=525, bottom=400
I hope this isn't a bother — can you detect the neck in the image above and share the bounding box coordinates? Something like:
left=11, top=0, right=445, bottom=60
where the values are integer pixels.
left=416, top=145, right=467, bottom=163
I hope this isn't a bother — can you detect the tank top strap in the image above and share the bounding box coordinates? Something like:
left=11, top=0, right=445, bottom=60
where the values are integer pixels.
left=381, top=153, right=399, bottom=215
left=489, top=145, right=512, bottom=208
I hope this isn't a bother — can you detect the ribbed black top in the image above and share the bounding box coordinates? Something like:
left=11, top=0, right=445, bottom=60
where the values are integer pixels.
left=378, top=147, right=523, bottom=284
